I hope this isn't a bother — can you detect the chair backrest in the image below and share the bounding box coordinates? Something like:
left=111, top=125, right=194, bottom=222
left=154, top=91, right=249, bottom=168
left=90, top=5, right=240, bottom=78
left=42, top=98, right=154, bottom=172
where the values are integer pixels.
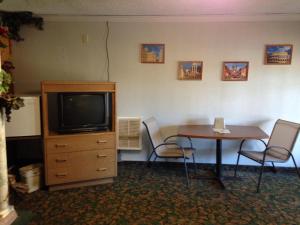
left=143, top=117, right=165, bottom=151
left=267, top=119, right=300, bottom=161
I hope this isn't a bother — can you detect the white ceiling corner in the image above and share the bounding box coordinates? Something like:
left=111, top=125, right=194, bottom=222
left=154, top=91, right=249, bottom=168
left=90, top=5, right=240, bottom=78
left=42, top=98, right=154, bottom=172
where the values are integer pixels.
left=1, top=0, right=300, bottom=21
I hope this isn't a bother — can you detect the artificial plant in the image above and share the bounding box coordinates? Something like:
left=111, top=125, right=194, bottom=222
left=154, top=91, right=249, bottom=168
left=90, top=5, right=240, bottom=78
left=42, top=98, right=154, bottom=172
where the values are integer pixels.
left=0, top=69, right=24, bottom=122
left=0, top=10, right=43, bottom=42
left=0, top=26, right=8, bottom=48
left=0, top=10, right=43, bottom=121
left=0, top=10, right=44, bottom=72
left=0, top=26, right=24, bottom=122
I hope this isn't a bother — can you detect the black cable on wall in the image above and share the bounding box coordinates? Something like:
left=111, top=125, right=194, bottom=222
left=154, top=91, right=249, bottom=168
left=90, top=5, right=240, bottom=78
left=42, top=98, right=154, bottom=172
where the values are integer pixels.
left=105, top=21, right=110, bottom=81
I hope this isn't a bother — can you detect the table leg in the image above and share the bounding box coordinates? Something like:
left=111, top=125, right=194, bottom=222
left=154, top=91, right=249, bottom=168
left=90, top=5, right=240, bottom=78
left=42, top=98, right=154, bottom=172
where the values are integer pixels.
left=190, top=138, right=226, bottom=189
left=216, top=139, right=225, bottom=189
left=216, top=139, right=222, bottom=178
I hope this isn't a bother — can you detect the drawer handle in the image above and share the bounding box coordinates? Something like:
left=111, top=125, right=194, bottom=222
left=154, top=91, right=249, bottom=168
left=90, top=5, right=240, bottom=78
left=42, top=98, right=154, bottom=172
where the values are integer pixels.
left=56, top=159, right=67, bottom=163
left=56, top=173, right=67, bottom=177
left=97, top=154, right=107, bottom=158
left=55, top=144, right=68, bottom=148
left=96, top=140, right=107, bottom=144
left=96, top=168, right=107, bottom=172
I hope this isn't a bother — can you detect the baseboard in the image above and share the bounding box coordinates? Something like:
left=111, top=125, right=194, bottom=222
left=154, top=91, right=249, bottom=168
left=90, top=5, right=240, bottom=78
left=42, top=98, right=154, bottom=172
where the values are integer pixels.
left=48, top=178, right=114, bottom=191
left=117, top=161, right=299, bottom=173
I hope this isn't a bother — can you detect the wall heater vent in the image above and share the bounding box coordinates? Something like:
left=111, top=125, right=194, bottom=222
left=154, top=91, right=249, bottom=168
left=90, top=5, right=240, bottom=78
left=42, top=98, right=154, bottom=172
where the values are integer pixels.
left=118, top=117, right=141, bottom=150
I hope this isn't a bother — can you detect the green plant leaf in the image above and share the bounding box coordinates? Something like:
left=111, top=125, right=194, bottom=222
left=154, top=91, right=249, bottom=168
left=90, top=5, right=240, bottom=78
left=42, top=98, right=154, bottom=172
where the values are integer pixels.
left=0, top=69, right=12, bottom=94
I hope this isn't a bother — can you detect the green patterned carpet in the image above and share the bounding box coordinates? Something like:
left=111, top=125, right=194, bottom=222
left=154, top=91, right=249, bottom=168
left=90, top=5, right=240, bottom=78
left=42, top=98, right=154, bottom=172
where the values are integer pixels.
left=14, top=162, right=300, bottom=225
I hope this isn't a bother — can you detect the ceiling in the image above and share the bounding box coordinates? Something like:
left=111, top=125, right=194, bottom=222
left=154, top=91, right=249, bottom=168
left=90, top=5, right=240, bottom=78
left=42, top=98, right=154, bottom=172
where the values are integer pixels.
left=1, top=0, right=300, bottom=17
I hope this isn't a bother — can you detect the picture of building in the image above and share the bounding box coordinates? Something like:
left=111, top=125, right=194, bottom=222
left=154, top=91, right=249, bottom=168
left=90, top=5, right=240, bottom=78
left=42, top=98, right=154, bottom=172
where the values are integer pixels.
left=178, top=61, right=202, bottom=80
left=222, top=62, right=249, bottom=81
left=265, top=45, right=293, bottom=64
left=141, top=44, right=164, bottom=63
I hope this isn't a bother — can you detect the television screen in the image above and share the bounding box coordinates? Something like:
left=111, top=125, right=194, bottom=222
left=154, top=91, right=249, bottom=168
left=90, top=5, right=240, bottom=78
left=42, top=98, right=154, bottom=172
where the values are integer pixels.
left=58, top=93, right=110, bottom=132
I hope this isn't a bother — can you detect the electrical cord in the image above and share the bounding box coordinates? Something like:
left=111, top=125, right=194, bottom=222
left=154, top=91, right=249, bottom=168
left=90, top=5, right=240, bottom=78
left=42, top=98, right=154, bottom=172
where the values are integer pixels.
left=105, top=21, right=110, bottom=81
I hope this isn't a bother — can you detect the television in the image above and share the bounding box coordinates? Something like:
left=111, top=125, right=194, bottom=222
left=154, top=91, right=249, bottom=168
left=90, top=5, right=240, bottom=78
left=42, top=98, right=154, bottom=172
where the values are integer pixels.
left=57, top=92, right=112, bottom=133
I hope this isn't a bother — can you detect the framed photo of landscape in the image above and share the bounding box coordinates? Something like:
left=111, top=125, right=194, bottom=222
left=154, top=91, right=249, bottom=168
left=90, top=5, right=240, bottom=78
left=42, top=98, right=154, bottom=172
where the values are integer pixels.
left=141, top=44, right=165, bottom=63
left=222, top=61, right=249, bottom=81
left=264, top=44, right=293, bottom=65
left=178, top=61, right=203, bottom=80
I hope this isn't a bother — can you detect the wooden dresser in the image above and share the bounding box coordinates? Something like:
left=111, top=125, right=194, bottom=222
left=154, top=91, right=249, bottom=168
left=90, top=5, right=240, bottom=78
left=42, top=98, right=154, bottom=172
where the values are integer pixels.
left=41, top=81, right=117, bottom=190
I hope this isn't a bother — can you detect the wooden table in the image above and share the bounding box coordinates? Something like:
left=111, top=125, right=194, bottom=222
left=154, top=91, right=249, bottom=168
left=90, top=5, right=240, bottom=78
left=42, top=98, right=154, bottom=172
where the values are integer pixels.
left=178, top=125, right=269, bottom=188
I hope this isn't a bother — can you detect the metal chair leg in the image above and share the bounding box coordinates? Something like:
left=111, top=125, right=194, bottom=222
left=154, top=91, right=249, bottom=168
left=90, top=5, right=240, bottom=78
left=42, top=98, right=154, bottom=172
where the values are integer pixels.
left=192, top=153, right=197, bottom=175
left=184, top=157, right=190, bottom=187
left=257, top=162, right=265, bottom=193
left=290, top=154, right=300, bottom=179
left=234, top=152, right=241, bottom=177
left=271, top=162, right=277, bottom=173
left=147, top=151, right=154, bottom=167
left=149, top=155, right=157, bottom=170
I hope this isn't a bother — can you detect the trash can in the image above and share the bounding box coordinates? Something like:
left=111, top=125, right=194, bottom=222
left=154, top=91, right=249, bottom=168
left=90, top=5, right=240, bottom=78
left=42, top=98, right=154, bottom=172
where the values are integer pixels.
left=19, top=163, right=42, bottom=193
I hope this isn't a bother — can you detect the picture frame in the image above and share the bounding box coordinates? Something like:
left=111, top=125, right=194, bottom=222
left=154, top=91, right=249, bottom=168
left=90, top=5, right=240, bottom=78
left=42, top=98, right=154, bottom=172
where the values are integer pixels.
left=264, top=44, right=293, bottom=65
left=222, top=61, right=249, bottom=81
left=178, top=61, right=203, bottom=80
left=141, top=44, right=165, bottom=63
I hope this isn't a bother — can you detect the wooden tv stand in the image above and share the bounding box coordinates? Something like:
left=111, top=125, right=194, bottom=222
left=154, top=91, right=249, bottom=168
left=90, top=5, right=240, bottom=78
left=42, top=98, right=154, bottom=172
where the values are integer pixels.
left=41, top=81, right=117, bottom=191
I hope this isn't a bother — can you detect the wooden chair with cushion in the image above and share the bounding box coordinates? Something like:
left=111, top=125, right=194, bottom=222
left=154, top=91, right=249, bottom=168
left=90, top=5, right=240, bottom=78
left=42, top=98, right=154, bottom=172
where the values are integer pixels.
left=143, top=117, right=196, bottom=186
left=234, top=119, right=300, bottom=192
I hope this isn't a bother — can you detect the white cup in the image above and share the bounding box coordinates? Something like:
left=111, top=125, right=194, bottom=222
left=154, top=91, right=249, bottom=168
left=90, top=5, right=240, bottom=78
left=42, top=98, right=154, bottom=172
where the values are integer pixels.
left=214, top=117, right=225, bottom=129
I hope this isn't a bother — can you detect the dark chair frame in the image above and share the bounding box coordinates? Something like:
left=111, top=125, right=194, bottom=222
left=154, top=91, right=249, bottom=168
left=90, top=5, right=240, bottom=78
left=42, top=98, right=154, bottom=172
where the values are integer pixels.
left=143, top=121, right=196, bottom=186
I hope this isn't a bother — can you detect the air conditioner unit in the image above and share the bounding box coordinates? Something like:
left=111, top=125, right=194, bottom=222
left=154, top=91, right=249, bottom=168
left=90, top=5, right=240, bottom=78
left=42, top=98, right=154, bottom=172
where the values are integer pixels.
left=118, top=117, right=141, bottom=150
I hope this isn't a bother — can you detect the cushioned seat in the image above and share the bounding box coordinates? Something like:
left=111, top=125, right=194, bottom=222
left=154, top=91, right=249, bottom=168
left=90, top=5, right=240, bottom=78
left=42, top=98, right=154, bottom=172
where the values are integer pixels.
left=156, top=147, right=194, bottom=158
left=240, top=150, right=286, bottom=163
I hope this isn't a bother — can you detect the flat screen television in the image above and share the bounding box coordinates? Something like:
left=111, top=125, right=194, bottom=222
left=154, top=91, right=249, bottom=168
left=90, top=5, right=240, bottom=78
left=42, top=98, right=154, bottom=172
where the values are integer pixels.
left=57, top=92, right=112, bottom=133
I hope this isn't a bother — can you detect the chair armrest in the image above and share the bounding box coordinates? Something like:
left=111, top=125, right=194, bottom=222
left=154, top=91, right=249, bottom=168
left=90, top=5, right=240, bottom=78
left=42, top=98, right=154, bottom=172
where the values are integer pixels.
left=164, top=135, right=180, bottom=143
left=164, top=135, right=194, bottom=149
left=239, top=139, right=267, bottom=152
left=154, top=142, right=189, bottom=156
left=154, top=142, right=180, bottom=151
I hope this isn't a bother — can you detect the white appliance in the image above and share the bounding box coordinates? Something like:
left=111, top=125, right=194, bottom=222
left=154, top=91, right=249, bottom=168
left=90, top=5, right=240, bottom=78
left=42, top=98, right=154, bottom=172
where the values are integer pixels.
left=5, top=96, right=41, bottom=137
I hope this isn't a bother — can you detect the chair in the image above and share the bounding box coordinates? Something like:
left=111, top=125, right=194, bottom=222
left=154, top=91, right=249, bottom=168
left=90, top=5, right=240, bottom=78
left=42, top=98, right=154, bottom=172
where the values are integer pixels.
left=143, top=117, right=196, bottom=186
left=234, top=119, right=300, bottom=192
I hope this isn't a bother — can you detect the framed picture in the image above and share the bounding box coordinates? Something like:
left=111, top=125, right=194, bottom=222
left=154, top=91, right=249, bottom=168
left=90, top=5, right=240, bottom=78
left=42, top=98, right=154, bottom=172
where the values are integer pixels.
left=178, top=61, right=203, bottom=80
left=141, top=44, right=165, bottom=63
left=264, top=44, right=293, bottom=65
left=222, top=61, right=249, bottom=81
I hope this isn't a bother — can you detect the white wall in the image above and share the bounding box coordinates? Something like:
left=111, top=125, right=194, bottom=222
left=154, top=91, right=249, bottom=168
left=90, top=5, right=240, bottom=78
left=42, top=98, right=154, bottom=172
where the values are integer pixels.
left=12, top=19, right=300, bottom=166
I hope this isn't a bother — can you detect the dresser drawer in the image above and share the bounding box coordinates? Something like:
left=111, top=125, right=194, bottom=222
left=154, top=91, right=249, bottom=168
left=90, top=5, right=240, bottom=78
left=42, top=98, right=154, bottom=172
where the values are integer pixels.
left=47, top=168, right=72, bottom=185
left=47, top=153, right=70, bottom=169
left=71, top=150, right=116, bottom=180
left=46, top=149, right=116, bottom=185
left=45, top=133, right=115, bottom=153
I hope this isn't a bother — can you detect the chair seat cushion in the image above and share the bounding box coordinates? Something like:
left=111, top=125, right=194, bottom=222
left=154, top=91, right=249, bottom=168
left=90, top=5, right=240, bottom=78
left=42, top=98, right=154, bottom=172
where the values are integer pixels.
left=241, top=150, right=286, bottom=162
left=157, top=148, right=194, bottom=158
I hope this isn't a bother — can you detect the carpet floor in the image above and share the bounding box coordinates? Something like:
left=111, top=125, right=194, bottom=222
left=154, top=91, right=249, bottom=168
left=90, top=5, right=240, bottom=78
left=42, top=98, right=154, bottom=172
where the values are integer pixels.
left=13, top=162, right=300, bottom=225
left=12, top=210, right=35, bottom=225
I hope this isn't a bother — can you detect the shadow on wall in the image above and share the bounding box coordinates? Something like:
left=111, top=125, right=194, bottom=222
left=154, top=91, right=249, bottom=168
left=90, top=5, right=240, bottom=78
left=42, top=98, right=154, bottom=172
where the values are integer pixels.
left=142, top=128, right=152, bottom=158
left=239, top=118, right=273, bottom=131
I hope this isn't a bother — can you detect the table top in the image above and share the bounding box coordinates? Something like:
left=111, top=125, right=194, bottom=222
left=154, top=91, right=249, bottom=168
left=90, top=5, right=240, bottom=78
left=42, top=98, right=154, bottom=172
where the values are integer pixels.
left=178, top=125, right=269, bottom=140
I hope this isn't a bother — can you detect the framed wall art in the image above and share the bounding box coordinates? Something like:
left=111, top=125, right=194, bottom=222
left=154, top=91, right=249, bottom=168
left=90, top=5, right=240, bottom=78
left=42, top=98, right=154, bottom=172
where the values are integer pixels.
left=178, top=61, right=203, bottom=80
left=222, top=61, right=249, bottom=81
left=141, top=44, right=165, bottom=63
left=264, top=44, right=293, bottom=65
